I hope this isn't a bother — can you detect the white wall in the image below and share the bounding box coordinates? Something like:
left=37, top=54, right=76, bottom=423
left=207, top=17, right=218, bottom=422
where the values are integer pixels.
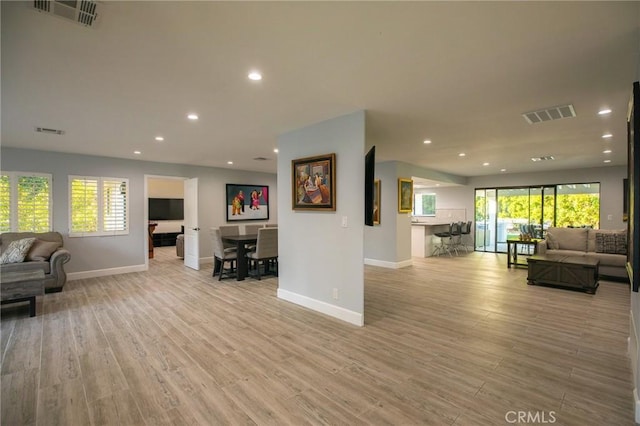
left=277, top=111, right=365, bottom=326
left=1, top=148, right=277, bottom=277
left=364, top=160, right=467, bottom=266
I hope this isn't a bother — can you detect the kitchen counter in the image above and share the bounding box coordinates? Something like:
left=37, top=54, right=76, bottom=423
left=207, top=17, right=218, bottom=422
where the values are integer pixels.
left=411, top=223, right=450, bottom=257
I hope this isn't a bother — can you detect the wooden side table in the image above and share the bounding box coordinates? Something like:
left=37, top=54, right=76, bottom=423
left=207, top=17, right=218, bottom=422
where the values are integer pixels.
left=1, top=270, right=45, bottom=317
left=507, top=238, right=540, bottom=268
left=148, top=223, right=157, bottom=259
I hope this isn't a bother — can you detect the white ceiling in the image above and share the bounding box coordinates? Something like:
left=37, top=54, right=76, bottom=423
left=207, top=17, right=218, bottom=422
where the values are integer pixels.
left=2, top=1, right=639, bottom=178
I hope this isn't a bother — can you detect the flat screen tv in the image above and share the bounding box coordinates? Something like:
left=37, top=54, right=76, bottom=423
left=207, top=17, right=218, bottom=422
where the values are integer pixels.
left=364, top=146, right=376, bottom=226
left=149, top=198, right=184, bottom=221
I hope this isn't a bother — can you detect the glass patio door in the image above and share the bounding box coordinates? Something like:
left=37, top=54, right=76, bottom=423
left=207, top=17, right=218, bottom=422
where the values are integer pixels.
left=475, top=189, right=496, bottom=251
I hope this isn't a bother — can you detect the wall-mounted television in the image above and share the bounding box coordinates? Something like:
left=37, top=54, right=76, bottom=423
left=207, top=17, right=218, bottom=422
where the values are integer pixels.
left=149, top=198, right=184, bottom=221
left=364, top=146, right=376, bottom=226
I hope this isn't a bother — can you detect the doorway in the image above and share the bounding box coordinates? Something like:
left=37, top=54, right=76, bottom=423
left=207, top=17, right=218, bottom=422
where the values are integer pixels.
left=145, top=175, right=187, bottom=268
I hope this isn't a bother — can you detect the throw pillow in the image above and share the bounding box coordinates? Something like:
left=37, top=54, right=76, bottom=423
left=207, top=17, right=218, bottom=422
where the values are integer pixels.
left=546, top=232, right=559, bottom=250
left=615, top=232, right=628, bottom=255
left=25, top=239, right=61, bottom=261
left=0, top=237, right=37, bottom=264
left=595, top=233, right=617, bottom=254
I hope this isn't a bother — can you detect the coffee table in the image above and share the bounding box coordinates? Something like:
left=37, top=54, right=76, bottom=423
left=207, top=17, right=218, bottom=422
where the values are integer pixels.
left=527, top=255, right=599, bottom=294
left=1, top=270, right=45, bottom=317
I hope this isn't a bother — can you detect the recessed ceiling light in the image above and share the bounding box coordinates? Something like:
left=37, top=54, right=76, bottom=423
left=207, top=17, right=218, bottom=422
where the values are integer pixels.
left=458, top=153, right=466, bottom=157
left=435, top=183, right=440, bottom=186
left=500, top=169, right=507, bottom=172
left=602, top=133, right=612, bottom=139
left=603, top=149, right=612, bottom=154
left=482, top=162, right=490, bottom=166
left=187, top=113, right=199, bottom=120
left=423, top=139, right=432, bottom=144
left=248, top=71, right=262, bottom=81
left=273, top=148, right=279, bottom=153
left=155, top=136, right=164, bottom=141
left=227, top=161, right=233, bottom=165
left=134, top=151, right=141, bottom=155
left=598, top=108, right=612, bottom=115
left=604, top=159, right=611, bottom=163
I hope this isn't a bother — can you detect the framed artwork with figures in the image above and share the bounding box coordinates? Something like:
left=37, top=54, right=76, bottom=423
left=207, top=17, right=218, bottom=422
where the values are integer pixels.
left=292, top=153, right=336, bottom=211
left=226, top=184, right=269, bottom=221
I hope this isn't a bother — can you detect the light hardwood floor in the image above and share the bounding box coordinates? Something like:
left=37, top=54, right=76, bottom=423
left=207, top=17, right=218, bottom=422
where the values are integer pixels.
left=1, top=248, right=634, bottom=425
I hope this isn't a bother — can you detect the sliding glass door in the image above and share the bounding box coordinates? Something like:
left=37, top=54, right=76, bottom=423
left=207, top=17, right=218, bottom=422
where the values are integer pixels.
left=474, top=182, right=600, bottom=253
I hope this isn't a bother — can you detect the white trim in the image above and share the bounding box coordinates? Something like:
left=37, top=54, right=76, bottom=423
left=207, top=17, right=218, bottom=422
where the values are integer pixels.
left=200, top=256, right=213, bottom=264
left=364, top=258, right=413, bottom=269
left=67, top=264, right=146, bottom=281
left=277, top=288, right=363, bottom=327
left=635, top=388, right=640, bottom=424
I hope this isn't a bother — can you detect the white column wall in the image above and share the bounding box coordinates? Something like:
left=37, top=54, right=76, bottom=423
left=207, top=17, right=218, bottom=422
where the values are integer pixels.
left=277, top=111, right=365, bottom=326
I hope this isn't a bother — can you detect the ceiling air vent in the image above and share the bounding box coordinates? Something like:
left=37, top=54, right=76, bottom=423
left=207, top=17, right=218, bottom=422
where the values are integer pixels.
left=33, top=0, right=100, bottom=27
left=35, top=126, right=65, bottom=135
left=531, top=155, right=555, bottom=162
left=522, top=104, right=576, bottom=124
left=253, top=157, right=269, bottom=161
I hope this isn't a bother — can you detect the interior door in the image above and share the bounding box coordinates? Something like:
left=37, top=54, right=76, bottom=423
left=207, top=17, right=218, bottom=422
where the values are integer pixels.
left=183, top=178, right=200, bottom=270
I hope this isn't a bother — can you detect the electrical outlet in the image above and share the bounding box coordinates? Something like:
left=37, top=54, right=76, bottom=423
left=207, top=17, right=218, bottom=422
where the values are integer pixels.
left=332, top=288, right=339, bottom=300
left=341, top=216, right=348, bottom=228
left=607, top=214, right=613, bottom=221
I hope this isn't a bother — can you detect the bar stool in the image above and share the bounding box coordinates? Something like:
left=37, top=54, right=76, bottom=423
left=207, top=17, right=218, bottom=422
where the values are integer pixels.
left=433, top=224, right=453, bottom=256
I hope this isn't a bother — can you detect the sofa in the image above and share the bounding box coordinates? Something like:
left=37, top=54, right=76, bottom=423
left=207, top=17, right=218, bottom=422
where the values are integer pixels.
left=0, top=232, right=71, bottom=292
left=536, top=227, right=628, bottom=280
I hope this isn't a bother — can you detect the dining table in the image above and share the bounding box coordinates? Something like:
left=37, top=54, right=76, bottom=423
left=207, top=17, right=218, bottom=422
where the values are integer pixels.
left=220, top=234, right=258, bottom=281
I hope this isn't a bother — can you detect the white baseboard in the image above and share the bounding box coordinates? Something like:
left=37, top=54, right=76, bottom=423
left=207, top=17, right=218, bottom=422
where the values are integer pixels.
left=364, top=258, right=413, bottom=269
left=67, top=264, right=147, bottom=281
left=199, top=256, right=214, bottom=265
left=277, top=288, right=363, bottom=327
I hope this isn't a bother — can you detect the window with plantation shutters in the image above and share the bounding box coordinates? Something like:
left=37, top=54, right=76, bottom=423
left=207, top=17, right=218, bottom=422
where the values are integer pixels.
left=0, top=172, right=52, bottom=232
left=69, top=176, right=128, bottom=237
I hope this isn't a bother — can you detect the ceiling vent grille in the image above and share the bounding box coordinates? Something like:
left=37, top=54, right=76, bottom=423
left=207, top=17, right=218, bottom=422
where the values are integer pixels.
left=531, top=155, right=555, bottom=162
left=522, top=104, right=576, bottom=124
left=35, top=126, right=65, bottom=135
left=33, top=0, right=99, bottom=27
left=253, top=157, right=269, bottom=161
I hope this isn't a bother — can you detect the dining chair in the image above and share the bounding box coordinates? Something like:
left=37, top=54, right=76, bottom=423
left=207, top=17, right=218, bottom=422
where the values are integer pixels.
left=244, top=224, right=264, bottom=251
left=218, top=225, right=239, bottom=251
left=211, top=228, right=237, bottom=281
left=244, top=224, right=264, bottom=235
left=246, top=227, right=278, bottom=280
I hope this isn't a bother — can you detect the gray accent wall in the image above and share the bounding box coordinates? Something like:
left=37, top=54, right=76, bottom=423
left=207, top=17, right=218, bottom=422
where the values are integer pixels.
left=1, top=147, right=277, bottom=275
left=277, top=111, right=365, bottom=325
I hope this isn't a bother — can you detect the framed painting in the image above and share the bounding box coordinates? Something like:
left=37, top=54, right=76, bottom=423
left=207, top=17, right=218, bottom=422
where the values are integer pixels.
left=373, top=179, right=381, bottom=225
left=398, top=178, right=413, bottom=213
left=292, top=153, right=336, bottom=210
left=226, top=184, right=269, bottom=221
